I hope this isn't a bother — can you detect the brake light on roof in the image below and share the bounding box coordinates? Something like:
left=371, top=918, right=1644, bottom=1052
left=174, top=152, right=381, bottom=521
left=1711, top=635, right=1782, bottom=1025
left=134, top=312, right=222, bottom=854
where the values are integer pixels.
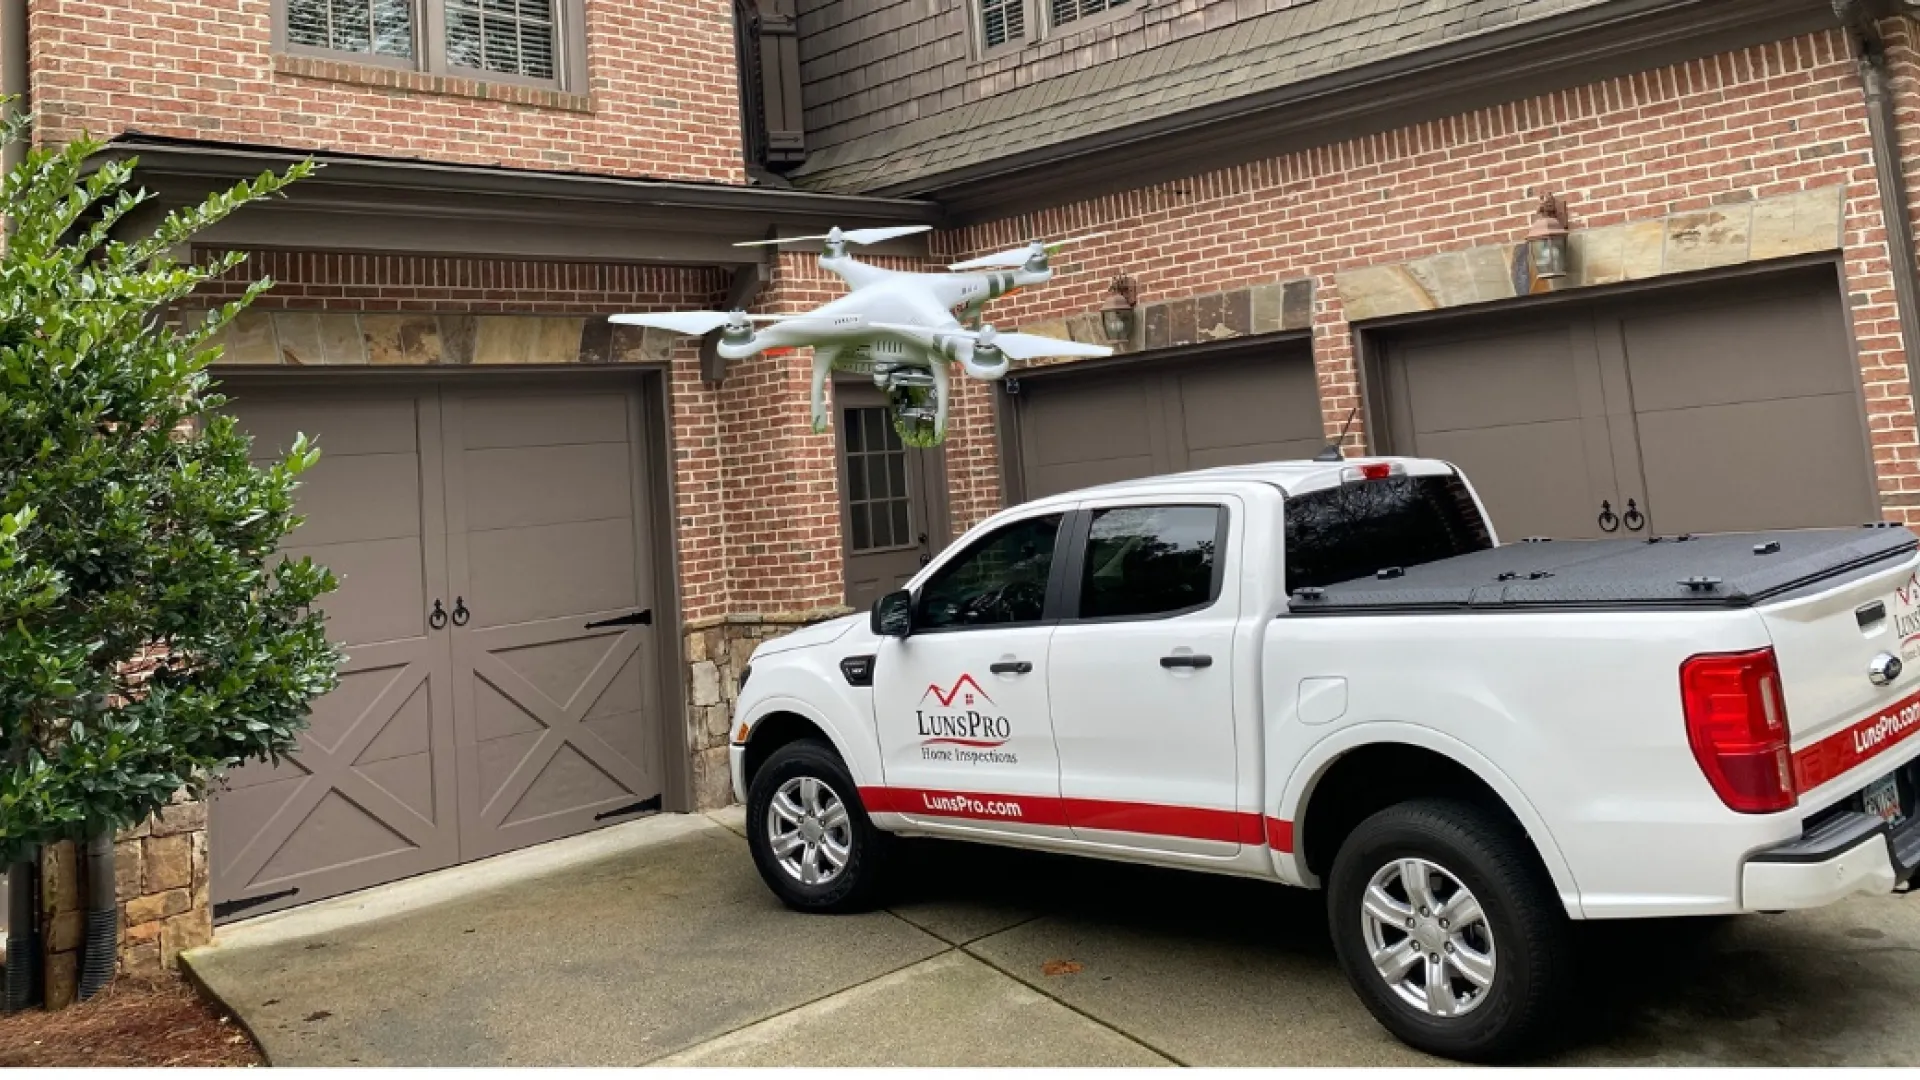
left=1340, top=461, right=1404, bottom=483
left=1680, top=648, right=1796, bottom=814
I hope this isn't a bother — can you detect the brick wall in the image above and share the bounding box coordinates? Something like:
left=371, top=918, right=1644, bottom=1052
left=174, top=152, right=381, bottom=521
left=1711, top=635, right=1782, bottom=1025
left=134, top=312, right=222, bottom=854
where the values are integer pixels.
left=926, top=27, right=1920, bottom=533
left=29, top=0, right=744, bottom=183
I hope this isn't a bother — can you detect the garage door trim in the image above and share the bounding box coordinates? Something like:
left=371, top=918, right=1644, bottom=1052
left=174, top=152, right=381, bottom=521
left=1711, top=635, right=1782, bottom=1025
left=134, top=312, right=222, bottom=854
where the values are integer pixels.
left=216, top=365, right=694, bottom=821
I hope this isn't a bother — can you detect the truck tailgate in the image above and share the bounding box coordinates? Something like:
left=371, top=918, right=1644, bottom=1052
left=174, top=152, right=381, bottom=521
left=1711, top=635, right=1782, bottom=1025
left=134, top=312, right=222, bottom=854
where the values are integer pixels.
left=1762, top=552, right=1920, bottom=805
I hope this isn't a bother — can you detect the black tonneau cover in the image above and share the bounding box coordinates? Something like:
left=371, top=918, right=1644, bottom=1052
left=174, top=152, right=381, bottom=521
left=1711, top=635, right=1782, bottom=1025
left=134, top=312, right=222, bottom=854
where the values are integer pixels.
left=1286, top=526, right=1918, bottom=614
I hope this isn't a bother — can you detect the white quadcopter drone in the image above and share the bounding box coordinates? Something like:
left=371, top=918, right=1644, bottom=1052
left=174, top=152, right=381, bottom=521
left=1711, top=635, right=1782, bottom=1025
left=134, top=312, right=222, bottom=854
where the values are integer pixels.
left=610, top=225, right=1114, bottom=447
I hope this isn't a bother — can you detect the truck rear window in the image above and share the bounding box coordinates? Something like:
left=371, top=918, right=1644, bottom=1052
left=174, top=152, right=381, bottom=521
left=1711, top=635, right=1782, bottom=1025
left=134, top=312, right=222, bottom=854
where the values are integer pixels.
left=1284, top=473, right=1493, bottom=593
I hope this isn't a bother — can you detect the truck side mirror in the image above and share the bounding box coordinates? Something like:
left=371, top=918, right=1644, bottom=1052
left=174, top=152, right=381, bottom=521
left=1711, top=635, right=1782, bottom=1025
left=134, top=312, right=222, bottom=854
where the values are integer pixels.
left=872, top=590, right=914, bottom=638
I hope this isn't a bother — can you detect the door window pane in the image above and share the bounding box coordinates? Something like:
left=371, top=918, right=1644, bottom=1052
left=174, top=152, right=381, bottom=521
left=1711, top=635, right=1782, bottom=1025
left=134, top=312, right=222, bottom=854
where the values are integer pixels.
left=843, top=405, right=913, bottom=554
left=918, top=514, right=1062, bottom=629
left=1078, top=506, right=1221, bottom=620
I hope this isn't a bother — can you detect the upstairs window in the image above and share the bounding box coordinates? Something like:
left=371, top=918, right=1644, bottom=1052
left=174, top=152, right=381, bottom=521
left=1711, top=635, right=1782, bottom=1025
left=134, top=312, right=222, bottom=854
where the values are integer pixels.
left=979, top=0, right=1025, bottom=50
left=1048, top=0, right=1130, bottom=30
left=277, top=0, right=581, bottom=88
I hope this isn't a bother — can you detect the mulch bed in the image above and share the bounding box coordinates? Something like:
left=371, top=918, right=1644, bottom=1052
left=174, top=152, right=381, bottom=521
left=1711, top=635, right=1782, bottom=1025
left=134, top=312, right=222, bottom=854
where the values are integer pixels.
left=0, top=969, right=264, bottom=1067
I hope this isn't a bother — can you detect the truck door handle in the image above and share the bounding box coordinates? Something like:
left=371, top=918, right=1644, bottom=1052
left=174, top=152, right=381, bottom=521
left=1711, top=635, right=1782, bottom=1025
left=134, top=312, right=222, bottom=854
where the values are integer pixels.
left=1160, top=654, right=1213, bottom=669
left=989, top=661, right=1032, bottom=675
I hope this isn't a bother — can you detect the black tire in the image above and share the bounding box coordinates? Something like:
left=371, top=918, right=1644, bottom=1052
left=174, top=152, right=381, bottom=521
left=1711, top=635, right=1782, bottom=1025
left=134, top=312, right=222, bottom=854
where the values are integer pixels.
left=1326, top=798, right=1574, bottom=1062
left=745, top=738, right=892, bottom=913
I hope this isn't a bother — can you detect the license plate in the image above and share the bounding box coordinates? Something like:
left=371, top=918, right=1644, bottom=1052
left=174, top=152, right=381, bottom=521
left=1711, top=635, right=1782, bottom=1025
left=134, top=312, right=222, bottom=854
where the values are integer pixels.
left=1865, top=773, right=1905, bottom=827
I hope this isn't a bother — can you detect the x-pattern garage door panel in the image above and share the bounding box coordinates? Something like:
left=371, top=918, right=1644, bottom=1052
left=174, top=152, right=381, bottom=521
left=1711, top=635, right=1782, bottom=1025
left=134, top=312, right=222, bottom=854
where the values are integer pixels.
left=442, top=387, right=663, bottom=861
left=1386, top=319, right=1629, bottom=541
left=1019, top=375, right=1166, bottom=499
left=1012, top=347, right=1321, bottom=501
left=213, top=391, right=461, bottom=919
left=213, top=380, right=665, bottom=919
left=1176, top=356, right=1328, bottom=469
left=1376, top=270, right=1875, bottom=542
left=1618, top=285, right=1876, bottom=535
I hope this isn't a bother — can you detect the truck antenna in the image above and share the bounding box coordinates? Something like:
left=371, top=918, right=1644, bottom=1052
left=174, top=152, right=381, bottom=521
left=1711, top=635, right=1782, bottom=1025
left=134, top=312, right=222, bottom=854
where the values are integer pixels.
left=1313, top=406, right=1361, bottom=462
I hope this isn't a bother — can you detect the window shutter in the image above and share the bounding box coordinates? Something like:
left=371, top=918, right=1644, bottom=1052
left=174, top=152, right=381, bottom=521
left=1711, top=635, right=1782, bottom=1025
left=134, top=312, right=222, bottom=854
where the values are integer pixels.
left=755, top=0, right=805, bottom=165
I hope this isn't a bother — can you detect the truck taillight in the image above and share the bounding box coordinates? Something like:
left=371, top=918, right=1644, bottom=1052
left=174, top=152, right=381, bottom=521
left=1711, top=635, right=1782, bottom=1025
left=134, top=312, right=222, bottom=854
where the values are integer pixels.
left=1680, top=648, right=1796, bottom=814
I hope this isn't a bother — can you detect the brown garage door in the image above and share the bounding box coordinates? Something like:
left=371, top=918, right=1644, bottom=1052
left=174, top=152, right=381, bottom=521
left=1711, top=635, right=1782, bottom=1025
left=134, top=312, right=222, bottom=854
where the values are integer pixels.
left=210, top=377, right=668, bottom=920
left=1371, top=268, right=1878, bottom=540
left=1007, top=342, right=1324, bottom=502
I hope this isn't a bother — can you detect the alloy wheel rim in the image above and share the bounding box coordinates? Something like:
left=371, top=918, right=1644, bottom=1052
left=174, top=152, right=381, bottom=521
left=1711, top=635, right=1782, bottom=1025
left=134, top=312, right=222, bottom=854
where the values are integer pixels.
left=767, top=776, right=853, bottom=886
left=1359, top=857, right=1497, bottom=1018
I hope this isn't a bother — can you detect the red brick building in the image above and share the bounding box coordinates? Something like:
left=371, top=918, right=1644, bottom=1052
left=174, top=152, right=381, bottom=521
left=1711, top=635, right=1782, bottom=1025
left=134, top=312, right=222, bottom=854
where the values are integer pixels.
left=14, top=0, right=1920, bottom=976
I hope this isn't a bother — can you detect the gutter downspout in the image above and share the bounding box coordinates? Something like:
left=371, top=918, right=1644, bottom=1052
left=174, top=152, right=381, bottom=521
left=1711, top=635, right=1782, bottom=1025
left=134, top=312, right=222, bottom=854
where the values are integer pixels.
left=76, top=834, right=114, bottom=1000
left=1844, top=6, right=1920, bottom=440
left=2, top=0, right=41, bottom=1016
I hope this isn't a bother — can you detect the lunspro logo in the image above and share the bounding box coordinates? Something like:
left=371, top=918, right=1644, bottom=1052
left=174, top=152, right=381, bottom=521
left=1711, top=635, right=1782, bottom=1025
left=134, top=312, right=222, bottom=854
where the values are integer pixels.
left=922, top=674, right=993, bottom=709
left=917, top=674, right=1013, bottom=752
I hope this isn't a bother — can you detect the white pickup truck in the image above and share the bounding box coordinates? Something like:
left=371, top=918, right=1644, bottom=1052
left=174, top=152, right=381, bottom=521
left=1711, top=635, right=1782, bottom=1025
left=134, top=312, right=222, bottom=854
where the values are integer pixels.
left=728, top=456, right=1920, bottom=1060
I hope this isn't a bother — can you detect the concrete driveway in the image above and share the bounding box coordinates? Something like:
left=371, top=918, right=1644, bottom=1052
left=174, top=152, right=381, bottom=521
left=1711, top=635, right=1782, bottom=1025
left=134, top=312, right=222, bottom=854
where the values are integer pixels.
left=185, top=811, right=1920, bottom=1066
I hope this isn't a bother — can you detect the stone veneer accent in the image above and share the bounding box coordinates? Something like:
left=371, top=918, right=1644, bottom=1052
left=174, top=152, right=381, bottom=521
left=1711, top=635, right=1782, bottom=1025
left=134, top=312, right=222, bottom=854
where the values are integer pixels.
left=1016, top=276, right=1316, bottom=357
left=197, top=310, right=683, bottom=368
left=37, top=793, right=211, bottom=1010
left=1334, top=185, right=1847, bottom=321
left=683, top=607, right=853, bottom=809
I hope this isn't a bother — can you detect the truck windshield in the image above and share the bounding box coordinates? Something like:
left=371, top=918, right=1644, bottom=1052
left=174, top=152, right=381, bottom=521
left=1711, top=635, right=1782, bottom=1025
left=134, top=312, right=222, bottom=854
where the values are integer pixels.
left=1284, top=473, right=1492, bottom=593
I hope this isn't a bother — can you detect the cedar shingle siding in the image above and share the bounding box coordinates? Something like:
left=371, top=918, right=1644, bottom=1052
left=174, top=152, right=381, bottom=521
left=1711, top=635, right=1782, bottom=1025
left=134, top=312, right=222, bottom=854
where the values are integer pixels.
left=792, top=0, right=1610, bottom=194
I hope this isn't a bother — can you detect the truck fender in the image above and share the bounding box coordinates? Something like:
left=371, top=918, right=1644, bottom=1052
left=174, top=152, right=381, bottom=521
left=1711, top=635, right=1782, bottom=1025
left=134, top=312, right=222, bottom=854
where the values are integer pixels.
left=737, top=693, right=880, bottom=789
left=1278, top=721, right=1586, bottom=919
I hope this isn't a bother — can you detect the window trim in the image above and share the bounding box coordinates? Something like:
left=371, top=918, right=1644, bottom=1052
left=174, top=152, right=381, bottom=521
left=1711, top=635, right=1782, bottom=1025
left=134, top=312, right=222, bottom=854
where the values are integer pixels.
left=971, top=0, right=1031, bottom=60
left=272, top=0, right=588, bottom=93
left=1056, top=503, right=1231, bottom=626
left=909, top=511, right=1071, bottom=635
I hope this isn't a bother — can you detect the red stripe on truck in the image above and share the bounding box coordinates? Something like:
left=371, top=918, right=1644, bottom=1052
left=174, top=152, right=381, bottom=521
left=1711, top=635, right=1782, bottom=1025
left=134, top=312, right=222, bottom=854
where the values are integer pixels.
left=858, top=786, right=1295, bottom=852
left=1792, top=687, right=1920, bottom=792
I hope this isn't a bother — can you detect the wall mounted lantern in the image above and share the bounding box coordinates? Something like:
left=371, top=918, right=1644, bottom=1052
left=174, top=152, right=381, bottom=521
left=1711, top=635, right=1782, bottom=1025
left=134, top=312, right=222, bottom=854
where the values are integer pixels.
left=1099, top=275, right=1139, bottom=342
left=1527, top=194, right=1571, bottom=281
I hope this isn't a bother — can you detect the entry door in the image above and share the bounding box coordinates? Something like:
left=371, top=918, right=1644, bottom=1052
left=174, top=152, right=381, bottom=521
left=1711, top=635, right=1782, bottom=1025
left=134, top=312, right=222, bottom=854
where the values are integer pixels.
left=1047, top=501, right=1243, bottom=856
left=839, top=383, right=948, bottom=613
left=870, top=511, right=1068, bottom=837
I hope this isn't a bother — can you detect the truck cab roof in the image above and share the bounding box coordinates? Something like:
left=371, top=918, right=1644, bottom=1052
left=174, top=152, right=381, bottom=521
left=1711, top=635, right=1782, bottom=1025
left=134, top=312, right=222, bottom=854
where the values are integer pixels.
left=1018, top=456, right=1462, bottom=512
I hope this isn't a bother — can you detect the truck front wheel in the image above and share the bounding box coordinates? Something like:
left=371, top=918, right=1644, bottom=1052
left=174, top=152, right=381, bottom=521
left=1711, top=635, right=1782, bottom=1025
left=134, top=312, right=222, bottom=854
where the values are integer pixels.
left=1326, top=798, right=1573, bottom=1062
left=746, top=738, right=892, bottom=913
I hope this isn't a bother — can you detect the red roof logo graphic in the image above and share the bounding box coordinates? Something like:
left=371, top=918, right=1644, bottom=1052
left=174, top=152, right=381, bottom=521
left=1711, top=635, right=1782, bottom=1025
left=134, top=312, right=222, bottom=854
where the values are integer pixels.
left=922, top=674, right=994, bottom=709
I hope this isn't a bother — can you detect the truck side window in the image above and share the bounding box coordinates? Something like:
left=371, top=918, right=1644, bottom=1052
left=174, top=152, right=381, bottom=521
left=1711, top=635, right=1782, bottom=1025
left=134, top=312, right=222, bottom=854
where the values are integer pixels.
left=916, top=513, right=1064, bottom=630
left=1284, top=473, right=1492, bottom=592
left=1077, top=505, right=1224, bottom=620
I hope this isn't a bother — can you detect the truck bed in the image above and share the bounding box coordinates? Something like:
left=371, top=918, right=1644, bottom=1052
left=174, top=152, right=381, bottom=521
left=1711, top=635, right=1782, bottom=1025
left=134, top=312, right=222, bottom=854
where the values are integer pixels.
left=1287, top=525, right=1918, bottom=614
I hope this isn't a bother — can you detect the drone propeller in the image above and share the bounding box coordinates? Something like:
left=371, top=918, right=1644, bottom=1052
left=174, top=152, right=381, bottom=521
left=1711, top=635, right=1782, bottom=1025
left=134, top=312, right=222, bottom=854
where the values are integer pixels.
left=871, top=322, right=1113, bottom=361
left=946, top=231, right=1110, bottom=272
left=608, top=311, right=802, bottom=336
left=734, top=225, right=933, bottom=248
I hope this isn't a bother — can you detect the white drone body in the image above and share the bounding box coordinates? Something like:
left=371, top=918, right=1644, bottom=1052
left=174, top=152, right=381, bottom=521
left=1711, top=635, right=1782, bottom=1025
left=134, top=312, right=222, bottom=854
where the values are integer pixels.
left=610, top=226, right=1113, bottom=447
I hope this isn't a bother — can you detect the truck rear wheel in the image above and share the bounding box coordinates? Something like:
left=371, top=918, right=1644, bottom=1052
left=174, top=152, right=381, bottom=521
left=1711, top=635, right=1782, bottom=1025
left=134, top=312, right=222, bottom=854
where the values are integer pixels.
left=746, top=738, right=892, bottom=914
left=1326, top=798, right=1573, bottom=1062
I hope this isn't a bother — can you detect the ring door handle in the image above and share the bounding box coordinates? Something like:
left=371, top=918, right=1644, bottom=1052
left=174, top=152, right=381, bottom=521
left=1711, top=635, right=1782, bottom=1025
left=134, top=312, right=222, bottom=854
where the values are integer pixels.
left=429, top=599, right=448, bottom=630
left=1622, top=498, right=1646, bottom=532
left=1597, top=500, right=1620, bottom=533
left=451, top=597, right=470, bottom=627
left=1160, top=655, right=1214, bottom=669
left=989, top=660, right=1033, bottom=675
